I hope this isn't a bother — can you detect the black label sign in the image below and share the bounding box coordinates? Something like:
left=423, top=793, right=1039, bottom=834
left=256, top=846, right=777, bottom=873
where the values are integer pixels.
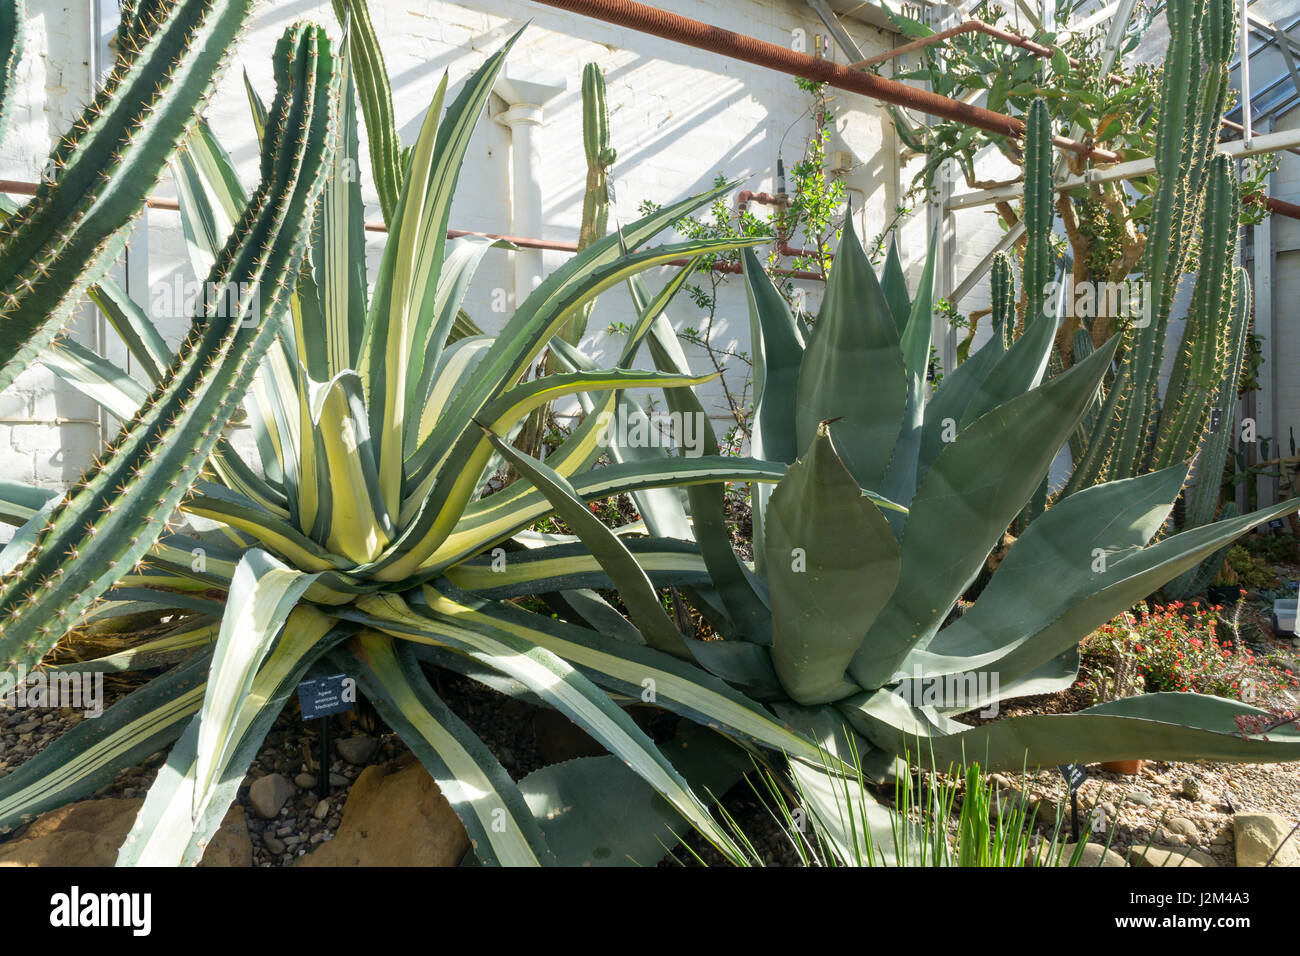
left=1058, top=763, right=1087, bottom=793
left=297, top=674, right=354, bottom=720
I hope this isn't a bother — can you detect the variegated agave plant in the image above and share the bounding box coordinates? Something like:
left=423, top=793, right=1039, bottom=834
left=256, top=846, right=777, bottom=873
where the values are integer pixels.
left=0, top=7, right=825, bottom=866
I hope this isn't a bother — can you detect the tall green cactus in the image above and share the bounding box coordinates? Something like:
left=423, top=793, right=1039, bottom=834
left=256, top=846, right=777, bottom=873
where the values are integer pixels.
left=1064, top=0, right=1240, bottom=496
left=557, top=62, right=615, bottom=352
left=0, top=22, right=337, bottom=673
left=520, top=63, right=616, bottom=457
left=0, top=0, right=256, bottom=393
left=990, top=251, right=1015, bottom=349
left=1167, top=271, right=1252, bottom=597
left=1020, top=98, right=1054, bottom=327
left=0, top=0, right=22, bottom=149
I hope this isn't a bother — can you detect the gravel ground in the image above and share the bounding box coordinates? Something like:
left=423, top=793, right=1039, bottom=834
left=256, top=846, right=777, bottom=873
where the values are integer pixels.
left=991, top=759, right=1300, bottom=865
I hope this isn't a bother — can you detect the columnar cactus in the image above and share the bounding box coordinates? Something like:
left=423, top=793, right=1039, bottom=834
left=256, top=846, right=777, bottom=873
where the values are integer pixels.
left=0, top=0, right=21, bottom=149
left=556, top=63, right=616, bottom=352
left=0, top=22, right=338, bottom=675
left=0, top=0, right=257, bottom=392
left=1065, top=0, right=1243, bottom=495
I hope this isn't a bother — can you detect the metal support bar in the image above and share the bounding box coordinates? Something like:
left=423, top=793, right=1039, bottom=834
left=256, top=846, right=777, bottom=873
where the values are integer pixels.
left=1013, top=0, right=1042, bottom=31
left=807, top=0, right=865, bottom=62
left=1068, top=0, right=1123, bottom=35
left=1242, top=0, right=1253, bottom=147
left=1255, top=15, right=1300, bottom=105
left=946, top=125, right=1300, bottom=209
left=949, top=220, right=1025, bottom=304
left=1252, top=116, right=1277, bottom=506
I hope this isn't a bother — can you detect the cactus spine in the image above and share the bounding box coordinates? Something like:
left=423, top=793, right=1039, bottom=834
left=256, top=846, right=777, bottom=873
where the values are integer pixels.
left=0, top=23, right=337, bottom=669
left=1020, top=98, right=1053, bottom=327
left=990, top=251, right=1015, bottom=349
left=1065, top=0, right=1239, bottom=495
left=0, top=0, right=22, bottom=150
left=0, top=0, right=257, bottom=394
left=1166, top=270, right=1252, bottom=597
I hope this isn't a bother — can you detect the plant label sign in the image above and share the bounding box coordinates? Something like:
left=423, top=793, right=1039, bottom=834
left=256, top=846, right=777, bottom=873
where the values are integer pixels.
left=1058, top=763, right=1087, bottom=794
left=297, top=674, right=355, bottom=721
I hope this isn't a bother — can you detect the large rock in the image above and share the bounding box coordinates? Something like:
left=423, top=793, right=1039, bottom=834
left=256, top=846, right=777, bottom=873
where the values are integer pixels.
left=336, top=735, right=378, bottom=767
left=248, top=773, right=294, bottom=819
left=1060, top=842, right=1128, bottom=867
left=1128, top=845, right=1216, bottom=868
left=296, top=763, right=469, bottom=867
left=0, top=798, right=251, bottom=866
left=1234, top=812, right=1300, bottom=867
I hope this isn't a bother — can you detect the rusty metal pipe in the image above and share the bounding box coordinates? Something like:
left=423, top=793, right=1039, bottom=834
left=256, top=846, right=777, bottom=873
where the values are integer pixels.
left=0, top=181, right=825, bottom=278
left=737, top=190, right=827, bottom=262
left=526, top=0, right=1122, bottom=164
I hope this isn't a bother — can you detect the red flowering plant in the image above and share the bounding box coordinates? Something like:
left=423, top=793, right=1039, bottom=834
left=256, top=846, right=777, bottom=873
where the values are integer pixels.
left=1082, top=598, right=1300, bottom=708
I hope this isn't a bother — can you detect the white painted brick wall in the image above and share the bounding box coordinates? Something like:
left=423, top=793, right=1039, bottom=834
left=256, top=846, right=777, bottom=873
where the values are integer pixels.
left=0, top=0, right=1066, bottom=496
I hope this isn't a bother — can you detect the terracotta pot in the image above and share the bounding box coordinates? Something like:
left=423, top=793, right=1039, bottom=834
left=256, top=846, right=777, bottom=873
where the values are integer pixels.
left=1099, top=759, right=1145, bottom=775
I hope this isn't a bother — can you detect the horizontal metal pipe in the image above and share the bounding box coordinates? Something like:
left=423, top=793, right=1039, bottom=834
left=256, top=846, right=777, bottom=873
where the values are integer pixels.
left=944, top=126, right=1300, bottom=210
left=527, top=0, right=1122, bottom=164
left=0, top=181, right=824, bottom=279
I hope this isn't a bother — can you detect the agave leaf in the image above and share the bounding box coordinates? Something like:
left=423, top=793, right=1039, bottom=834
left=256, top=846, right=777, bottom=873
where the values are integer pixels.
left=50, top=618, right=220, bottom=673
left=116, top=606, right=342, bottom=865
left=426, top=456, right=788, bottom=578
left=88, top=277, right=171, bottom=382
left=309, top=37, right=368, bottom=381
left=878, top=229, right=937, bottom=512
left=851, top=337, right=1119, bottom=689
left=913, top=494, right=1300, bottom=691
left=844, top=689, right=1300, bottom=770
left=192, top=552, right=319, bottom=803
left=636, top=293, right=775, bottom=644
left=349, top=591, right=742, bottom=856
left=957, top=277, right=1061, bottom=428
left=362, top=25, right=510, bottom=517
left=794, top=218, right=905, bottom=490
left=173, top=119, right=247, bottom=280
left=341, top=631, right=554, bottom=865
left=442, top=538, right=710, bottom=599
left=330, top=0, right=403, bottom=226
left=741, top=246, right=806, bottom=468
left=766, top=424, right=900, bottom=705
left=518, top=725, right=753, bottom=866
left=0, top=651, right=210, bottom=831
left=915, top=328, right=1005, bottom=482
left=479, top=426, right=689, bottom=656
left=411, top=584, right=826, bottom=760
left=880, top=238, right=911, bottom=336
left=306, top=370, right=392, bottom=563
left=405, top=236, right=512, bottom=448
